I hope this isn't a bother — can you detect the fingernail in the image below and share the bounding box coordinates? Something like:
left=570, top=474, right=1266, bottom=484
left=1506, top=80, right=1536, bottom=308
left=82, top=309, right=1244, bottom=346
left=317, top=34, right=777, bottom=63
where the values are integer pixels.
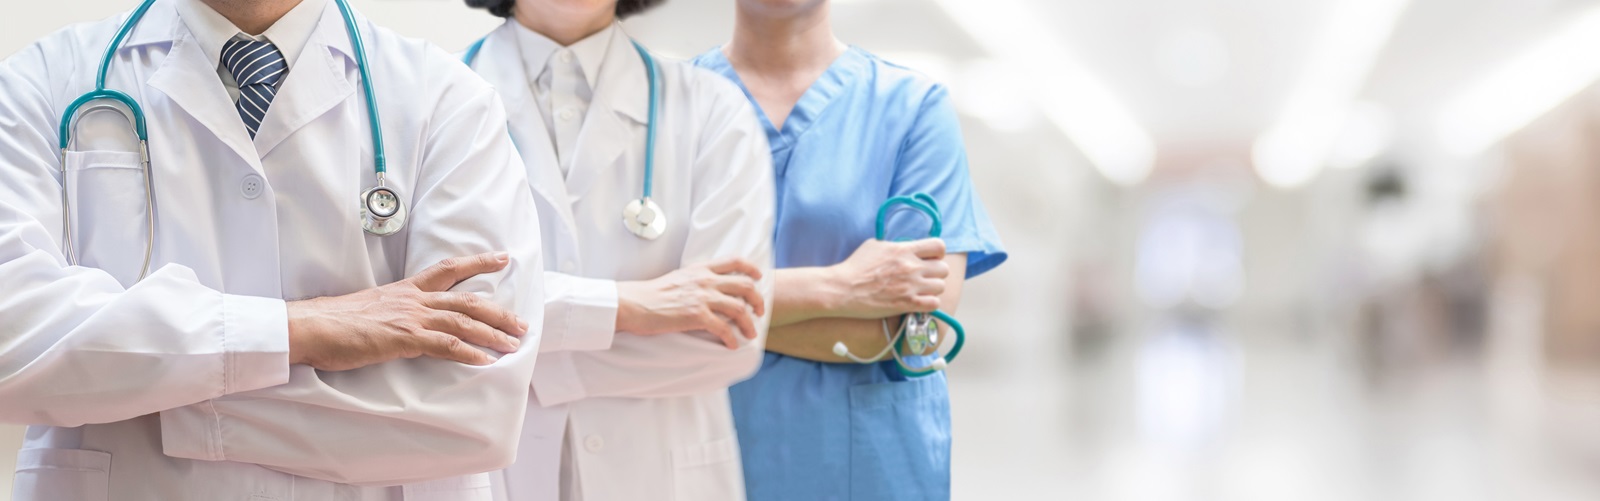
left=518, top=318, right=530, bottom=333
left=506, top=336, right=521, bottom=351
left=495, top=252, right=510, bottom=262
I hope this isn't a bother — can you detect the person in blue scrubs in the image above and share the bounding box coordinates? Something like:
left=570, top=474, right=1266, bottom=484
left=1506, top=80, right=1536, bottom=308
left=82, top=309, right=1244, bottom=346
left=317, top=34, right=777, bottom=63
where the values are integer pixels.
left=692, top=0, right=1007, bottom=498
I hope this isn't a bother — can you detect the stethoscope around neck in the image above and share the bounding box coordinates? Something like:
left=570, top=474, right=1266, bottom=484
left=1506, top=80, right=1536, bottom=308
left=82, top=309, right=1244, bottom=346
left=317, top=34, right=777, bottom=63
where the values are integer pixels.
left=462, top=33, right=667, bottom=241
left=58, top=0, right=401, bottom=281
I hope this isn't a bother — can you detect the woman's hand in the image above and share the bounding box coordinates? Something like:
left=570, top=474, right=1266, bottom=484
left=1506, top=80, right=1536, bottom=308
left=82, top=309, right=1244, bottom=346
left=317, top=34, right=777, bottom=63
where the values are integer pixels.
left=616, top=258, right=767, bottom=350
left=825, top=238, right=949, bottom=319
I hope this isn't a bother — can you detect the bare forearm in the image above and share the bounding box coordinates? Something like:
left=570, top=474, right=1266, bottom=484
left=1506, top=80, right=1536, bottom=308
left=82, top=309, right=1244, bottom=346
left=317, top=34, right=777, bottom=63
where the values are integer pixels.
left=768, top=255, right=969, bottom=363
left=766, top=316, right=902, bottom=362
left=770, top=267, right=845, bottom=327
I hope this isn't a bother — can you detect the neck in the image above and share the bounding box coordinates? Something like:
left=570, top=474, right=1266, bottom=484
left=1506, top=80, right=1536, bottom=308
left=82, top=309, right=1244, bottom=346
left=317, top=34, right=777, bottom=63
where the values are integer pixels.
left=515, top=3, right=615, bottom=46
left=201, top=0, right=303, bottom=35
left=727, top=2, right=842, bottom=75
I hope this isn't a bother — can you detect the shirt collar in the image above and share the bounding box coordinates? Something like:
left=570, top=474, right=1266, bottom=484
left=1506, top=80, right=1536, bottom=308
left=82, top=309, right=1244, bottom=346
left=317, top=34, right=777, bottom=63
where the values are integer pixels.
left=511, top=20, right=617, bottom=89
left=177, top=0, right=328, bottom=71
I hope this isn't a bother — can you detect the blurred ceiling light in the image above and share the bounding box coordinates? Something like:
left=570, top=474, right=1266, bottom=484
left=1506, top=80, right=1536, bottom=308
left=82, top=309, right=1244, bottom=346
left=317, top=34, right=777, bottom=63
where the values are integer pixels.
left=954, top=59, right=1042, bottom=132
left=933, top=0, right=1156, bottom=186
left=1155, top=28, right=1231, bottom=88
left=1327, top=101, right=1395, bottom=170
left=1252, top=0, right=1412, bottom=188
left=1437, top=7, right=1600, bottom=157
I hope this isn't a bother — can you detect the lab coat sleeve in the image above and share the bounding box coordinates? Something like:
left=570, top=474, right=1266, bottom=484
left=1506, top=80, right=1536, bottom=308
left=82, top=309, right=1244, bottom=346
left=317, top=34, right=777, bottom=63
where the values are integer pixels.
left=0, top=39, right=291, bottom=427
left=531, top=75, right=775, bottom=405
left=158, top=83, right=546, bottom=486
left=538, top=271, right=618, bottom=353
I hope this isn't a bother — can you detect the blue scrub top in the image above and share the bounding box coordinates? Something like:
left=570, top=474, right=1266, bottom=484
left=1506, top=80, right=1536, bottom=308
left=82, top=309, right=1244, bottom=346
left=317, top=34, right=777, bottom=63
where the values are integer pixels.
left=693, top=47, right=1007, bottom=501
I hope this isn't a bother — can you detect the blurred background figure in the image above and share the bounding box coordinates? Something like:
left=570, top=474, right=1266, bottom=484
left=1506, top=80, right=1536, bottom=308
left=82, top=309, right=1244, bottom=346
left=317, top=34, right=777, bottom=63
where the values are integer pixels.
left=6, top=0, right=1600, bottom=499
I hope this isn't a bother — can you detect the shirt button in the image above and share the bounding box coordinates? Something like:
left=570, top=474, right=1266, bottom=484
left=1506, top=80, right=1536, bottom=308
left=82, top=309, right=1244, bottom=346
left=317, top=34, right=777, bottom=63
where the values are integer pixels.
left=558, top=108, right=576, bottom=121
left=560, top=261, right=575, bottom=273
left=559, top=51, right=574, bottom=63
left=240, top=174, right=264, bottom=199
left=584, top=435, right=604, bottom=453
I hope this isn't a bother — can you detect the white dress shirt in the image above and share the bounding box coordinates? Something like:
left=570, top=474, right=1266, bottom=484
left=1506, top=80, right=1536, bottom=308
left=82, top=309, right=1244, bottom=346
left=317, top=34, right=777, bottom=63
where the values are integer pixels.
left=176, top=0, right=325, bottom=102
left=512, top=22, right=613, bottom=176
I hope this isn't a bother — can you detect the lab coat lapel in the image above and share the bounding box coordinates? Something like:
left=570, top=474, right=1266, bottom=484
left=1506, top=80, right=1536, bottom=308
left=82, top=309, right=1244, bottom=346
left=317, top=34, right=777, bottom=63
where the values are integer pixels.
left=479, top=23, right=579, bottom=235
left=564, top=29, right=648, bottom=204
left=145, top=9, right=261, bottom=173
left=252, top=1, right=355, bottom=159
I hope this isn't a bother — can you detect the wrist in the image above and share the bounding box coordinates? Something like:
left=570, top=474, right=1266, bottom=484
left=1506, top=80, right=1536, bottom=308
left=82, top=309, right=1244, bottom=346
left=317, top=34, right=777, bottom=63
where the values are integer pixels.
left=284, top=300, right=310, bottom=366
left=614, top=281, right=645, bottom=333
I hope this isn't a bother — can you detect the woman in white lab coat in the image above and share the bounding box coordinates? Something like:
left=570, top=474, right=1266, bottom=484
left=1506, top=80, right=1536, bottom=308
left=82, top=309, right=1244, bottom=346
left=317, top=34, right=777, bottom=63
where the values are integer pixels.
left=460, top=0, right=775, bottom=499
left=0, top=0, right=548, bottom=499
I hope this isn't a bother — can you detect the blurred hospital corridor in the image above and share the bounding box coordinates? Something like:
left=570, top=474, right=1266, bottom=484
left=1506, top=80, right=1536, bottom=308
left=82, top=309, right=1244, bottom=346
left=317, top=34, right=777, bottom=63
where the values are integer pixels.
left=9, top=0, right=1600, bottom=499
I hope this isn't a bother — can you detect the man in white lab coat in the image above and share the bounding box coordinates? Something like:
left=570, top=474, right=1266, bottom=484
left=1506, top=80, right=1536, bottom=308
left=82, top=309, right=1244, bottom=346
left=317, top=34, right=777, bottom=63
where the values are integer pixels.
left=0, top=0, right=547, bottom=499
left=460, top=0, right=775, bottom=499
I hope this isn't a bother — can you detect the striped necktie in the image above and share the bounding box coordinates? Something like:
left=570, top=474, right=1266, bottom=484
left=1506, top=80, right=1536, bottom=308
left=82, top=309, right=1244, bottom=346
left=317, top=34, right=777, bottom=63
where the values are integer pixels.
left=221, top=37, right=287, bottom=138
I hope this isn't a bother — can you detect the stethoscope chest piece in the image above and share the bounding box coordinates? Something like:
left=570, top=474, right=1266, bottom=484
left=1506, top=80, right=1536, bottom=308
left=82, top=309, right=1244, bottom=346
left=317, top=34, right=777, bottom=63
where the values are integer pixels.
left=360, top=185, right=407, bottom=236
left=622, top=197, right=666, bottom=240
left=904, top=313, right=939, bottom=354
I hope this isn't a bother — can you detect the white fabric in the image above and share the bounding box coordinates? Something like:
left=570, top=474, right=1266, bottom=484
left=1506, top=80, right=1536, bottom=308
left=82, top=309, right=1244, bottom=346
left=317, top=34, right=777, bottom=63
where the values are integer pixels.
left=469, top=21, right=775, bottom=501
left=0, top=1, right=546, bottom=499
left=176, top=0, right=325, bottom=102
left=511, top=21, right=610, bottom=175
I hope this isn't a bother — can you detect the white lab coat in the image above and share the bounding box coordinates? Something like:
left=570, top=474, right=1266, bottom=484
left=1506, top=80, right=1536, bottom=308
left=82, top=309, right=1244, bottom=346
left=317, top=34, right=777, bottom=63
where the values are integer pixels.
left=467, top=22, right=775, bottom=501
left=0, top=2, right=545, bottom=500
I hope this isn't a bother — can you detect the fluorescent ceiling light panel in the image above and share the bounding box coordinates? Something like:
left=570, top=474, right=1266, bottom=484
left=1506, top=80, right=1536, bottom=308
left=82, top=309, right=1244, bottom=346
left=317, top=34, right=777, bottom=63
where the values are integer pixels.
left=933, top=0, right=1156, bottom=186
left=1437, top=7, right=1600, bottom=157
left=1253, top=0, right=1411, bottom=188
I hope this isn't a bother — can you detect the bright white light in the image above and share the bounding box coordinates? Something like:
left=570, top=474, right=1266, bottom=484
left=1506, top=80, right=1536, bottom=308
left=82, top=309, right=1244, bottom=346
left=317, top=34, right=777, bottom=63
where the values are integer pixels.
left=1155, top=28, right=1232, bottom=88
left=933, top=0, right=1156, bottom=186
left=1253, top=0, right=1411, bottom=188
left=1327, top=101, right=1395, bottom=169
left=1438, top=7, right=1600, bottom=157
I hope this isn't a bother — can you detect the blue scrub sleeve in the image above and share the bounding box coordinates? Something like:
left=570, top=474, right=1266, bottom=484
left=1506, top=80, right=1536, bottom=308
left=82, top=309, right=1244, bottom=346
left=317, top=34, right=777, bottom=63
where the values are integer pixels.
left=887, top=85, right=1008, bottom=278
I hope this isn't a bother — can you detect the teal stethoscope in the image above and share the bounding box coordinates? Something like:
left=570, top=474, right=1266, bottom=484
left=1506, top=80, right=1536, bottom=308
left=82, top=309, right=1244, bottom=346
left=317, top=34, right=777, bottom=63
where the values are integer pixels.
left=832, top=194, right=967, bottom=377
left=462, top=33, right=668, bottom=240
left=59, top=0, right=401, bottom=281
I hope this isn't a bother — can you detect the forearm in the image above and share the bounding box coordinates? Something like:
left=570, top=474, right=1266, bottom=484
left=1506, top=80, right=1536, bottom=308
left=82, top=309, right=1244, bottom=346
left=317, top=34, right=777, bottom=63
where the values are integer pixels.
left=770, top=267, right=844, bottom=327
left=767, top=255, right=968, bottom=363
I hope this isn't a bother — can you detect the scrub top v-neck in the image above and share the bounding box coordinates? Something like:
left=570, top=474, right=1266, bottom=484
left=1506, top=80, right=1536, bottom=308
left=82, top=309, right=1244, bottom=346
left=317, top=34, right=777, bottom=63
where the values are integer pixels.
left=693, top=46, right=1007, bottom=501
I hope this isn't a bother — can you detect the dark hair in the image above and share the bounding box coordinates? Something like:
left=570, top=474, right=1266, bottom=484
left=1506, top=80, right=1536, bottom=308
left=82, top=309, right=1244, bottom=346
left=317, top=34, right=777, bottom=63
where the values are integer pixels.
left=463, top=0, right=667, bottom=19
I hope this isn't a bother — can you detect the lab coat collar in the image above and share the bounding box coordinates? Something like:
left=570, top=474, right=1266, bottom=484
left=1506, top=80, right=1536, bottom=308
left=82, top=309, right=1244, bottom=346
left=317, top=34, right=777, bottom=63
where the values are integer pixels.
left=174, top=0, right=328, bottom=74
left=480, top=21, right=580, bottom=238
left=250, top=0, right=357, bottom=157
left=562, top=26, right=649, bottom=201
left=128, top=0, right=353, bottom=63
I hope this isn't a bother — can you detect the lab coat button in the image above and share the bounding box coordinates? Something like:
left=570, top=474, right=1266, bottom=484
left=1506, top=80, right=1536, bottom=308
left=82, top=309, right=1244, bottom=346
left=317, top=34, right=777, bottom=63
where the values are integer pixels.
left=584, top=435, right=604, bottom=453
left=559, top=109, right=576, bottom=121
left=240, top=174, right=264, bottom=199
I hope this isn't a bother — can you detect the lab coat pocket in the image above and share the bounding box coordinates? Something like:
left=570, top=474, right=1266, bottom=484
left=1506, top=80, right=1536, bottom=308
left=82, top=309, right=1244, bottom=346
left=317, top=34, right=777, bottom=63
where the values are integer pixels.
left=847, top=376, right=952, bottom=500
left=62, top=150, right=150, bottom=287
left=671, top=437, right=746, bottom=501
left=11, top=448, right=112, bottom=501
left=401, top=472, right=494, bottom=501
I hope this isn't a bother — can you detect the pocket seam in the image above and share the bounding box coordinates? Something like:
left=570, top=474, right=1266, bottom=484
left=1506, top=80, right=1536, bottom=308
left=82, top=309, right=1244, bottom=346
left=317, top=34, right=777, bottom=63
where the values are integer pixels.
left=671, top=437, right=739, bottom=469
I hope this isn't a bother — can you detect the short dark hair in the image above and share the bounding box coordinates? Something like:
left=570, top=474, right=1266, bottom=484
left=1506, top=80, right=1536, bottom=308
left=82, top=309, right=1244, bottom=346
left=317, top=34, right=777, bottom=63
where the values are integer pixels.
left=463, top=0, right=667, bottom=19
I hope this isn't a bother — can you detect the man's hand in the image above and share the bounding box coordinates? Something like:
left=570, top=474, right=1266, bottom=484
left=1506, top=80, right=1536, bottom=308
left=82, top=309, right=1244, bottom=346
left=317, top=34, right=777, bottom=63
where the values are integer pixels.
left=286, top=252, right=529, bottom=371
left=616, top=258, right=766, bottom=350
left=825, top=238, right=948, bottom=319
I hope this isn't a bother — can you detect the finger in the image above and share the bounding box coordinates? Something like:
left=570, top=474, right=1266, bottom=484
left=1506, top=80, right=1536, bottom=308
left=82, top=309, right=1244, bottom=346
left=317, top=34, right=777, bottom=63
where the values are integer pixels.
left=425, top=310, right=520, bottom=353
left=917, top=277, right=947, bottom=297
left=416, top=331, right=495, bottom=366
left=715, top=276, right=766, bottom=317
left=910, top=295, right=941, bottom=313
left=409, top=252, right=510, bottom=292
left=924, top=260, right=952, bottom=279
left=906, top=239, right=946, bottom=260
left=708, top=295, right=759, bottom=341
left=700, top=312, right=741, bottom=350
left=706, top=258, right=763, bottom=281
left=427, top=291, right=528, bottom=336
